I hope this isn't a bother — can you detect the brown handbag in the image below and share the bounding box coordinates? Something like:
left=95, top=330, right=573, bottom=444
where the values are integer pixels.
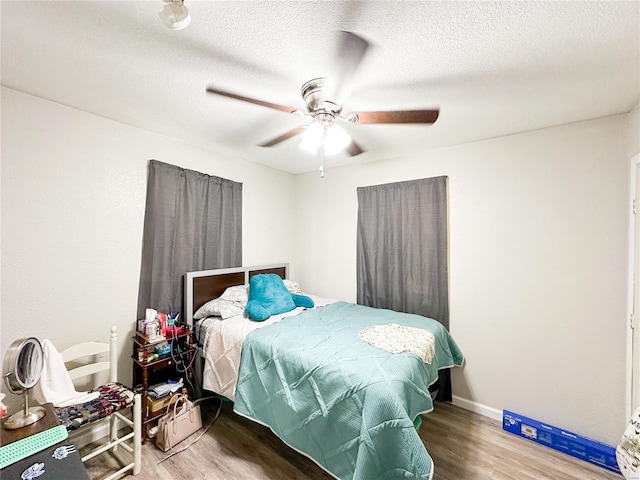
left=155, top=394, right=203, bottom=452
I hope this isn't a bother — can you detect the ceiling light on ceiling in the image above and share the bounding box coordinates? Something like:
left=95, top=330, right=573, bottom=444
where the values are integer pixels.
left=159, top=0, right=191, bottom=30
left=299, top=116, right=351, bottom=156
left=299, top=115, right=351, bottom=178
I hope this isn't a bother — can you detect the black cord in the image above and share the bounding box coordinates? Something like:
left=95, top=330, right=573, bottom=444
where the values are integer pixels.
left=169, top=326, right=197, bottom=395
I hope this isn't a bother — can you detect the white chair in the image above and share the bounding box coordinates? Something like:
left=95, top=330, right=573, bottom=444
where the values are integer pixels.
left=56, top=325, right=141, bottom=480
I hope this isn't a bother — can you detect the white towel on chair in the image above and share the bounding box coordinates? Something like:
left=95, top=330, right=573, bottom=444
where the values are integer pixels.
left=32, top=339, right=100, bottom=408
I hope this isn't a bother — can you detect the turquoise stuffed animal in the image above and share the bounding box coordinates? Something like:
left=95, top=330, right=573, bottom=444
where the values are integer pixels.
left=245, top=274, right=314, bottom=321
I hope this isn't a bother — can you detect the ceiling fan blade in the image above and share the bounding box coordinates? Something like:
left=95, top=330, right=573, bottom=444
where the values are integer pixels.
left=258, top=126, right=306, bottom=147
left=324, top=31, right=372, bottom=104
left=206, top=86, right=298, bottom=114
left=351, top=109, right=440, bottom=125
left=345, top=139, right=365, bottom=157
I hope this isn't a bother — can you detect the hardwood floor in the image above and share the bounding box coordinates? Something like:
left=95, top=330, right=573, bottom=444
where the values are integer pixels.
left=82, top=399, right=621, bottom=479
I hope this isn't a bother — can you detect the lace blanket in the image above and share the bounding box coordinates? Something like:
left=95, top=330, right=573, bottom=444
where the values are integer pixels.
left=358, top=323, right=436, bottom=364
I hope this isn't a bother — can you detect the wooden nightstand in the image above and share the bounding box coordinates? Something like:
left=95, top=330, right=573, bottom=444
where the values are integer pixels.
left=132, top=327, right=195, bottom=443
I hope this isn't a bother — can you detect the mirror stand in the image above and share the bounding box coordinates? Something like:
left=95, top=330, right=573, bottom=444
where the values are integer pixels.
left=3, top=390, right=46, bottom=429
left=2, top=337, right=46, bottom=430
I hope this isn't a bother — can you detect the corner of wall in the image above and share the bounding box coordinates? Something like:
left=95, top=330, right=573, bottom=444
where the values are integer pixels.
left=629, top=103, right=640, bottom=158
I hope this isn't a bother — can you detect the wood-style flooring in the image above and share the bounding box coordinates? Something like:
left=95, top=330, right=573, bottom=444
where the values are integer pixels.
left=82, top=399, right=621, bottom=479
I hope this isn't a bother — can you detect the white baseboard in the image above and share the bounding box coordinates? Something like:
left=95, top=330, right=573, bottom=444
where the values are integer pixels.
left=451, top=395, right=503, bottom=422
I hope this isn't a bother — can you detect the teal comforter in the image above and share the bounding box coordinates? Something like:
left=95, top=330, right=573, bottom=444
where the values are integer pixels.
left=233, top=301, right=464, bottom=480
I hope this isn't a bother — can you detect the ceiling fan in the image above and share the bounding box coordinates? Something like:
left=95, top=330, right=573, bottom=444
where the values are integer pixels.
left=205, top=31, right=439, bottom=174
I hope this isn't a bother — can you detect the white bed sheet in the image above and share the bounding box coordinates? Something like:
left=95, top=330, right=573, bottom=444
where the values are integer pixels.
left=200, top=294, right=336, bottom=401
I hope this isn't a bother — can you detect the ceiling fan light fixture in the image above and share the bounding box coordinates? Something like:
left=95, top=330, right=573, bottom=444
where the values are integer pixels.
left=323, top=124, right=351, bottom=155
left=159, top=0, right=191, bottom=30
left=299, top=121, right=350, bottom=156
left=299, top=122, right=323, bottom=154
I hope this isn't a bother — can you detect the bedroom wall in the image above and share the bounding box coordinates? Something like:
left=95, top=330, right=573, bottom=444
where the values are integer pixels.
left=629, top=103, right=640, bottom=158
left=1, top=86, right=633, bottom=447
left=0, top=87, right=295, bottom=411
left=294, top=114, right=630, bottom=447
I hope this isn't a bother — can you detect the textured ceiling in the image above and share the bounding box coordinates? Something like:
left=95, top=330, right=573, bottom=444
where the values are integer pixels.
left=2, top=1, right=639, bottom=174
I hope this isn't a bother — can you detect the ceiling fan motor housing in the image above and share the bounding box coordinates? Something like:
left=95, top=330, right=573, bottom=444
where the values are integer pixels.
left=301, top=78, right=342, bottom=117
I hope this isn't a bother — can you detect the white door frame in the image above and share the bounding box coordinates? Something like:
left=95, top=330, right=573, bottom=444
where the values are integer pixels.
left=628, top=153, right=640, bottom=419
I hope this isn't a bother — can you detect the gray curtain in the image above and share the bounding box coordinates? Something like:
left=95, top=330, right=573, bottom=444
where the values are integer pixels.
left=137, top=160, right=242, bottom=320
left=356, top=176, right=450, bottom=398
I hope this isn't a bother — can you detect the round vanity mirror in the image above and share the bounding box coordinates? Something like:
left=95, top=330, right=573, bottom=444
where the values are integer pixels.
left=2, top=337, right=46, bottom=429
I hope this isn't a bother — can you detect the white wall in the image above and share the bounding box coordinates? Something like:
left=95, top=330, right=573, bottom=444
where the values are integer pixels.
left=294, top=114, right=630, bottom=446
left=629, top=103, right=640, bottom=158
left=1, top=85, right=633, bottom=447
left=0, top=87, right=295, bottom=411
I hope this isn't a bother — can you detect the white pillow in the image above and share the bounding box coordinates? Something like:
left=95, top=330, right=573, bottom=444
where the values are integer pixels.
left=283, top=279, right=302, bottom=294
left=194, top=298, right=244, bottom=320
left=219, top=284, right=249, bottom=303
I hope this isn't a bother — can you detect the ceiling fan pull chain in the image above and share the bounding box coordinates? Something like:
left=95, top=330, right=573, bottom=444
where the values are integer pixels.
left=319, top=144, right=325, bottom=178
left=318, top=124, right=329, bottom=178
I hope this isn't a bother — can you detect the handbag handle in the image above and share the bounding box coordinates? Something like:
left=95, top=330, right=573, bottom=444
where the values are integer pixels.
left=169, top=394, right=194, bottom=435
left=166, top=394, right=187, bottom=421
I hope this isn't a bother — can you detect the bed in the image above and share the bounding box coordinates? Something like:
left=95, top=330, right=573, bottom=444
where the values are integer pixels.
left=184, top=263, right=464, bottom=480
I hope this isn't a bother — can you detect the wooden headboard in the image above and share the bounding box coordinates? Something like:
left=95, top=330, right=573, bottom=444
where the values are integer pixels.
left=184, top=263, right=289, bottom=326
